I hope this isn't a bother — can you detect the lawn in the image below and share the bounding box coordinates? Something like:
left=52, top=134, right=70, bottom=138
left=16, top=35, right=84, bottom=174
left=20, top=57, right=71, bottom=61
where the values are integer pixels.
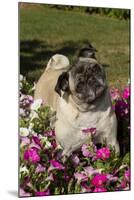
left=20, top=4, right=130, bottom=88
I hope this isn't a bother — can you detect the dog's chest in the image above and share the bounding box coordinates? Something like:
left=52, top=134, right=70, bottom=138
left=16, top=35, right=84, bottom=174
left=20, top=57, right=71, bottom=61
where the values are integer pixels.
left=55, top=97, right=112, bottom=154
left=58, top=98, right=110, bottom=129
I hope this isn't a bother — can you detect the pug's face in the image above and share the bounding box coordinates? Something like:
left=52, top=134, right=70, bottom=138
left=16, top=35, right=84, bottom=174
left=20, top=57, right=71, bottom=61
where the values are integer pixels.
left=69, top=60, right=107, bottom=103
left=55, top=59, right=107, bottom=104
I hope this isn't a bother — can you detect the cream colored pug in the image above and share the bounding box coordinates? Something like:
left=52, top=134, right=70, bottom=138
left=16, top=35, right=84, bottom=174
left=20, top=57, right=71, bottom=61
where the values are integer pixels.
left=34, top=49, right=120, bottom=157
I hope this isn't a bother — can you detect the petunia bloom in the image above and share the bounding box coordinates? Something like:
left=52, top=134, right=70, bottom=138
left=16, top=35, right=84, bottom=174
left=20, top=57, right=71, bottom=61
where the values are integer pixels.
left=74, top=172, right=88, bottom=182
left=93, top=187, right=107, bottom=192
left=110, top=88, right=120, bottom=100
left=35, top=164, right=46, bottom=173
left=122, top=86, right=130, bottom=99
left=19, top=188, right=31, bottom=197
left=35, top=189, right=50, bottom=196
left=81, top=127, right=96, bottom=135
left=20, top=127, right=29, bottom=137
left=96, top=147, right=111, bottom=160
left=49, top=160, right=65, bottom=170
left=125, top=169, right=130, bottom=182
left=81, top=144, right=92, bottom=157
left=24, top=148, right=40, bottom=163
left=91, top=174, right=107, bottom=187
left=31, top=99, right=43, bottom=110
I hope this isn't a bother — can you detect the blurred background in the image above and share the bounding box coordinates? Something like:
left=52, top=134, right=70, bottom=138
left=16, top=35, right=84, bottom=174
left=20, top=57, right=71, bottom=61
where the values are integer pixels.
left=19, top=3, right=130, bottom=88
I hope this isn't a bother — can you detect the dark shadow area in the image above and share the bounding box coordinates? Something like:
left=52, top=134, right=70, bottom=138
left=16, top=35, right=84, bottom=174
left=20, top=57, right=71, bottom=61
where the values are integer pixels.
left=102, top=63, right=110, bottom=68
left=117, top=119, right=130, bottom=157
left=20, top=40, right=80, bottom=82
left=20, top=39, right=109, bottom=82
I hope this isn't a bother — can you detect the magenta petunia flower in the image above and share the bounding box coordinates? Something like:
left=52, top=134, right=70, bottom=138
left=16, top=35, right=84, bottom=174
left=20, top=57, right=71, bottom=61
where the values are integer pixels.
left=35, top=189, right=50, bottom=196
left=24, top=148, right=40, bottom=163
left=121, top=178, right=127, bottom=189
left=49, top=160, right=65, bottom=170
left=96, top=147, right=111, bottom=160
left=125, top=169, right=130, bottom=182
left=93, top=187, right=107, bottom=192
left=122, top=86, right=130, bottom=99
left=32, top=136, right=41, bottom=147
left=91, top=174, right=107, bottom=187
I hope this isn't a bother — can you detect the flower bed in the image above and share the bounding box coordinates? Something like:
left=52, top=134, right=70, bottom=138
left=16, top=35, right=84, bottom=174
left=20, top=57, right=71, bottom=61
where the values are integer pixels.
left=19, top=75, right=130, bottom=197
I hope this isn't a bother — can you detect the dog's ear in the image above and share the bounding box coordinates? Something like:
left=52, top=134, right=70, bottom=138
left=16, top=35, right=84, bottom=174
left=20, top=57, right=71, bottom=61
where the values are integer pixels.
left=78, top=43, right=97, bottom=59
left=55, top=72, right=69, bottom=96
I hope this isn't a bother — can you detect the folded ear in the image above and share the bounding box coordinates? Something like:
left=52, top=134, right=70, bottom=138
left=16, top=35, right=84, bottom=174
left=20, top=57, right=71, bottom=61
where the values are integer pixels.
left=55, top=72, right=69, bottom=96
left=78, top=43, right=97, bottom=59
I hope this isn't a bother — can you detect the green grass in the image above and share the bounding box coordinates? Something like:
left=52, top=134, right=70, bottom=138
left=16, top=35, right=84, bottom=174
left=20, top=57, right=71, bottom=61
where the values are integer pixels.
left=20, top=5, right=130, bottom=87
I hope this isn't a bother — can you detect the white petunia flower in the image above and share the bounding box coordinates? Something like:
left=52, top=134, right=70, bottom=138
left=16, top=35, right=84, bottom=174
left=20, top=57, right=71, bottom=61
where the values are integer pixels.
left=20, top=127, right=29, bottom=137
left=20, top=74, right=24, bottom=81
left=45, top=141, right=52, bottom=149
left=29, top=110, right=39, bottom=120
left=39, top=136, right=52, bottom=149
left=20, top=108, right=25, bottom=117
left=28, top=122, right=36, bottom=135
left=20, top=165, right=29, bottom=173
left=30, top=99, right=43, bottom=111
left=20, top=82, right=22, bottom=90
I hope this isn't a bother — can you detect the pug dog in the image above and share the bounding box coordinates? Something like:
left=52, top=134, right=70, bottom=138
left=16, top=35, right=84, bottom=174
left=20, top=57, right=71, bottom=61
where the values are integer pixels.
left=54, top=47, right=120, bottom=156
left=34, top=46, right=120, bottom=157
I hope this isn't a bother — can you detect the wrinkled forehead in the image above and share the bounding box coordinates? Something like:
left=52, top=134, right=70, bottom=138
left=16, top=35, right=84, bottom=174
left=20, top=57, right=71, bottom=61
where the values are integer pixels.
left=71, top=58, right=100, bottom=75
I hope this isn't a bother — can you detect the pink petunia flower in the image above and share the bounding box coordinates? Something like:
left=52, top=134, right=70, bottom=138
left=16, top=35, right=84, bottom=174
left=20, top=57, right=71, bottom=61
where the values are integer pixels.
left=81, top=127, right=96, bottom=135
left=81, top=182, right=91, bottom=192
left=20, top=137, right=30, bottom=148
left=110, top=88, right=120, bottom=100
left=81, top=144, right=92, bottom=157
left=106, top=174, right=118, bottom=182
left=24, top=148, right=40, bottom=163
left=35, top=164, right=46, bottom=173
left=44, top=130, right=55, bottom=137
left=71, top=154, right=80, bottom=166
left=121, top=178, right=127, bottom=189
left=49, top=160, right=65, bottom=170
left=35, top=189, right=50, bottom=196
left=93, top=187, right=107, bottom=192
left=96, top=147, right=111, bottom=160
left=91, top=174, right=107, bottom=187
left=19, top=188, right=31, bottom=197
left=74, top=172, right=88, bottom=182
left=84, top=166, right=102, bottom=177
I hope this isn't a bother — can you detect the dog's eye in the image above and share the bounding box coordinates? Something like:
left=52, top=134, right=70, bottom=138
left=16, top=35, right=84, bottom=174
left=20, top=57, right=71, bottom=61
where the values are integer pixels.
left=76, top=82, right=84, bottom=92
